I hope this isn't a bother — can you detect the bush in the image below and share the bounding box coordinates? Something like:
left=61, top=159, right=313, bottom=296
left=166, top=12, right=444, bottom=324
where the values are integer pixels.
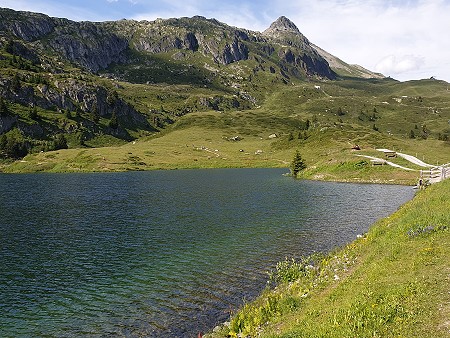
left=28, top=107, right=39, bottom=120
left=109, top=111, right=119, bottom=129
left=53, top=134, right=68, bottom=150
left=269, top=258, right=308, bottom=285
left=0, top=97, right=8, bottom=116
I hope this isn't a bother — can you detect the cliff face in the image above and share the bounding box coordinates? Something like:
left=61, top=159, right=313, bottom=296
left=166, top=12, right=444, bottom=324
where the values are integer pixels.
left=0, top=8, right=129, bottom=72
left=0, top=72, right=151, bottom=139
left=114, top=16, right=253, bottom=66
left=0, top=114, right=17, bottom=134
left=0, top=9, right=336, bottom=78
left=263, top=16, right=306, bottom=41
left=0, top=8, right=55, bottom=41
left=46, top=22, right=128, bottom=72
left=263, top=16, right=335, bottom=80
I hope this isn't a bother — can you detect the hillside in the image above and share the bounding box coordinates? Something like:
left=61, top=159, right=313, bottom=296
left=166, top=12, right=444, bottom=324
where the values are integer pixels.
left=0, top=9, right=336, bottom=158
left=0, top=7, right=449, bottom=176
left=1, top=7, right=449, bottom=338
left=3, top=76, right=450, bottom=181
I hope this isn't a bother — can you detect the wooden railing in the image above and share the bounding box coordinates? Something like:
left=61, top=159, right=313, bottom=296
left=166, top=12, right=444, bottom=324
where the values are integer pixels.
left=420, top=163, right=450, bottom=184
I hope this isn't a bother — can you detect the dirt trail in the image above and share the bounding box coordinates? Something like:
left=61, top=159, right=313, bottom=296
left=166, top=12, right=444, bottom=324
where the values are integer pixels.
left=376, top=149, right=434, bottom=168
left=356, top=154, right=417, bottom=171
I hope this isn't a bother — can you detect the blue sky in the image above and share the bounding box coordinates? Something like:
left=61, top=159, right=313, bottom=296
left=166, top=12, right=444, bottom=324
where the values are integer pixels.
left=1, top=0, right=449, bottom=82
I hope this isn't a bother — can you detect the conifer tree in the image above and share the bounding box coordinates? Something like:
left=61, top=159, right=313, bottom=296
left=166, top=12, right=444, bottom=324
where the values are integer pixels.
left=109, top=111, right=119, bottom=129
left=0, top=97, right=8, bottom=116
left=0, top=134, right=7, bottom=154
left=290, top=150, right=306, bottom=177
left=54, top=134, right=68, bottom=150
left=28, top=107, right=38, bottom=120
left=11, top=73, right=21, bottom=92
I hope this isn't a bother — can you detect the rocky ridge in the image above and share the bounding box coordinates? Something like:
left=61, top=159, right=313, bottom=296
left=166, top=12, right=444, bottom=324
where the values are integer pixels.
left=0, top=9, right=338, bottom=78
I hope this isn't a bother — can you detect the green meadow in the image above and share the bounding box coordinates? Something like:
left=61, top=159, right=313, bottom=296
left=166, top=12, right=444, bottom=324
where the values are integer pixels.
left=1, top=10, right=449, bottom=337
left=3, top=78, right=450, bottom=186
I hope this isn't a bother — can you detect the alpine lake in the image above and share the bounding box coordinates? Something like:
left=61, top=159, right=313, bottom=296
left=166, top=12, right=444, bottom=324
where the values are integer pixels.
left=0, top=168, right=415, bottom=337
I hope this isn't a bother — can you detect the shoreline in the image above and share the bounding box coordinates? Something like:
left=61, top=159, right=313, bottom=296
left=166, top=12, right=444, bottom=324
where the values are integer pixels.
left=0, top=160, right=418, bottom=186
left=207, top=178, right=450, bottom=337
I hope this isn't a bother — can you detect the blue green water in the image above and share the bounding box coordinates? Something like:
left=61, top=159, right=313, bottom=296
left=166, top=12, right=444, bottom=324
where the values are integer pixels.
left=0, top=168, right=414, bottom=337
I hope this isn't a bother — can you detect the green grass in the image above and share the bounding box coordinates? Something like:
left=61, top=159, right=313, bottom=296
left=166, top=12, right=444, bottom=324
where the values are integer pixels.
left=3, top=106, right=448, bottom=185
left=2, top=65, right=450, bottom=181
left=208, top=179, right=450, bottom=338
left=2, top=18, right=449, bottom=338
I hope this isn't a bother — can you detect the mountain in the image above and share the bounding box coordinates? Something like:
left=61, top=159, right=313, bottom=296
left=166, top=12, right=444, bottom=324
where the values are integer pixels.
left=311, top=44, right=384, bottom=79
left=0, top=9, right=337, bottom=77
left=0, top=8, right=391, bottom=160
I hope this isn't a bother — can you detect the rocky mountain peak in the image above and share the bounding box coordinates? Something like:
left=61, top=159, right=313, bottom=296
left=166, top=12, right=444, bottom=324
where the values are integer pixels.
left=263, top=16, right=301, bottom=38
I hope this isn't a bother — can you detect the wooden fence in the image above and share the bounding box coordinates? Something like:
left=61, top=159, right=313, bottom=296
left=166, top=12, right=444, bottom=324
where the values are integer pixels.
left=420, top=163, right=450, bottom=184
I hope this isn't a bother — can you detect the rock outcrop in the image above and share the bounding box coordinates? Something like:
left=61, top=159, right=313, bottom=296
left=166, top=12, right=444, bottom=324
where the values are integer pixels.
left=0, top=114, right=18, bottom=134
left=0, top=7, right=385, bottom=156
left=46, top=22, right=128, bottom=72
left=263, top=16, right=304, bottom=39
left=0, top=8, right=55, bottom=41
left=264, top=16, right=335, bottom=79
left=0, top=8, right=128, bottom=72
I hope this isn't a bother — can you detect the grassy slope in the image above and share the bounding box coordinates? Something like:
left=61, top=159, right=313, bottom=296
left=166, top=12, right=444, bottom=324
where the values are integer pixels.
left=3, top=109, right=447, bottom=187
left=210, top=179, right=450, bottom=338
left=3, top=78, right=450, bottom=181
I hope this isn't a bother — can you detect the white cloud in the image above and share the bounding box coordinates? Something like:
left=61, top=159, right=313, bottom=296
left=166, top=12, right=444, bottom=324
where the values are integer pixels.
left=263, top=0, right=450, bottom=81
left=375, top=55, right=425, bottom=75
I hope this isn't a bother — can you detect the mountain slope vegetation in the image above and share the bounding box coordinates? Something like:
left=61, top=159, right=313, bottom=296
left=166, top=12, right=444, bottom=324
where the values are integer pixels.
left=0, top=7, right=449, bottom=175
left=0, top=8, right=449, bottom=338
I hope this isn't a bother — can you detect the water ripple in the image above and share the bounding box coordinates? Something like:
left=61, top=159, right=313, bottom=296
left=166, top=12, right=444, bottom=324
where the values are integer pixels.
left=0, top=169, right=414, bottom=337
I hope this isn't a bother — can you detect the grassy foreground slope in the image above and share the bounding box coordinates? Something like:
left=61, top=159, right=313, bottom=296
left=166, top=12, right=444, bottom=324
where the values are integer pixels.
left=209, top=179, right=450, bottom=338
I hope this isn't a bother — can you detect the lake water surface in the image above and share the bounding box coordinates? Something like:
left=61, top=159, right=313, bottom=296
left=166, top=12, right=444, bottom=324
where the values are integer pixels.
left=0, top=168, right=414, bottom=337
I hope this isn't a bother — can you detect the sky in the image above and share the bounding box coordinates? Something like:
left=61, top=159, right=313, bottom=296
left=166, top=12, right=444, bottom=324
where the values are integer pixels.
left=1, top=0, right=449, bottom=82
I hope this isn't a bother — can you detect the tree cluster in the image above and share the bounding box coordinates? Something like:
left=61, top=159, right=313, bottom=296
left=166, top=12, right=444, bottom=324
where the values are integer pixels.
left=53, top=134, right=68, bottom=150
left=0, top=130, right=28, bottom=159
left=109, top=111, right=119, bottom=129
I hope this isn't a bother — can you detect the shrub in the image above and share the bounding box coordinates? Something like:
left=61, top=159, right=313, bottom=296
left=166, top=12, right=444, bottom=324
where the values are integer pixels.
left=0, top=129, right=28, bottom=158
left=53, top=134, right=68, bottom=150
left=109, top=111, right=119, bottom=129
left=28, top=107, right=39, bottom=120
left=0, top=96, right=8, bottom=116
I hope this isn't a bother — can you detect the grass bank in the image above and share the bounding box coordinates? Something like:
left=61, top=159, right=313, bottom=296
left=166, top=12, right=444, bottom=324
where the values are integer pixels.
left=2, top=111, right=447, bottom=187
left=208, top=179, right=450, bottom=337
